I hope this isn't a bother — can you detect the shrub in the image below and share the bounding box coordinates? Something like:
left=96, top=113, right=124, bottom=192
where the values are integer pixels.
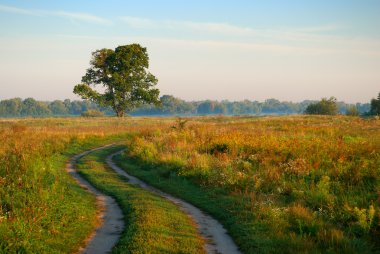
left=209, top=142, right=229, bottom=154
left=346, top=105, right=359, bottom=116
left=353, top=205, right=376, bottom=234
left=81, top=109, right=104, bottom=117
left=288, top=204, right=319, bottom=236
left=172, top=117, right=188, bottom=130
left=305, top=97, right=338, bottom=115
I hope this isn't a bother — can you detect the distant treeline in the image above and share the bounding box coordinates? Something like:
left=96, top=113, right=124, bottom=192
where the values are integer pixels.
left=0, top=95, right=371, bottom=117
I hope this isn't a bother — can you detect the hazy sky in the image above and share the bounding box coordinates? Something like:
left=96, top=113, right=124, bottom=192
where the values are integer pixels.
left=0, top=0, right=379, bottom=103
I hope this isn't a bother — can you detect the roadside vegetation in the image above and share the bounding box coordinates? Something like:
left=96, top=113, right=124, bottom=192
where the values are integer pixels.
left=0, top=117, right=166, bottom=253
left=76, top=146, right=205, bottom=253
left=115, top=115, right=380, bottom=253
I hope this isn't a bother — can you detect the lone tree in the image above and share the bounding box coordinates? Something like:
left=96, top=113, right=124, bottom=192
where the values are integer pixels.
left=74, top=44, right=160, bottom=117
left=304, top=97, right=339, bottom=115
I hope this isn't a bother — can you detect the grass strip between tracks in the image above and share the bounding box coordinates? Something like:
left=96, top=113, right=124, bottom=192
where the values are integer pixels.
left=76, top=145, right=205, bottom=254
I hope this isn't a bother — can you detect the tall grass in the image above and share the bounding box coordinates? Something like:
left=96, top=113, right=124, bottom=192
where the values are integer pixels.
left=1, top=116, right=379, bottom=253
left=122, top=115, right=380, bottom=253
left=0, top=117, right=167, bottom=253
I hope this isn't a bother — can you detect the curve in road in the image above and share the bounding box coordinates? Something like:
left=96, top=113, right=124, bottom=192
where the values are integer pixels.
left=107, top=149, right=241, bottom=254
left=66, top=146, right=124, bottom=254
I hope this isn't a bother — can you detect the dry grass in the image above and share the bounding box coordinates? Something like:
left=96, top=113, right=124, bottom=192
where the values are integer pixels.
left=1, top=115, right=379, bottom=253
left=0, top=117, right=167, bottom=253
left=123, top=115, right=380, bottom=253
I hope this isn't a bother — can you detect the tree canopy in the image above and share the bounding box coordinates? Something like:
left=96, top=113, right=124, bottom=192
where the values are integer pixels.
left=0, top=96, right=372, bottom=118
left=346, top=105, right=359, bottom=116
left=304, top=97, right=339, bottom=115
left=74, top=44, right=160, bottom=117
left=370, top=92, right=380, bottom=116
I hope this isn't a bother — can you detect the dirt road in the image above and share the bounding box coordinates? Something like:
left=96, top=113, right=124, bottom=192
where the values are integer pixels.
left=68, top=145, right=241, bottom=254
left=67, top=146, right=124, bottom=254
left=107, top=149, right=241, bottom=254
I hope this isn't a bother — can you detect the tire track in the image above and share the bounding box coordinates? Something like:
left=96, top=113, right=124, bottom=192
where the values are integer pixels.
left=66, top=145, right=124, bottom=254
left=106, top=149, right=241, bottom=254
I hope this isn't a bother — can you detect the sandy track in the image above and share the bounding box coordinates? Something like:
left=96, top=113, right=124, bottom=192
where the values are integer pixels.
left=66, top=146, right=124, bottom=254
left=107, top=150, right=242, bottom=254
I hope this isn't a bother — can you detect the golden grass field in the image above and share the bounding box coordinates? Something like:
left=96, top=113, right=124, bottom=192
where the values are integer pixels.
left=1, top=115, right=379, bottom=253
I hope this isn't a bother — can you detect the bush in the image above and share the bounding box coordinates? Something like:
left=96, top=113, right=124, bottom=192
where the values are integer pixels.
left=346, top=105, right=359, bottom=116
left=209, top=142, right=229, bottom=154
left=305, top=97, right=338, bottom=115
left=81, top=109, right=104, bottom=117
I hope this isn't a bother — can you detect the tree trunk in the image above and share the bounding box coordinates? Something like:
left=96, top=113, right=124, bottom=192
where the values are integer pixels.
left=116, top=110, right=125, bottom=117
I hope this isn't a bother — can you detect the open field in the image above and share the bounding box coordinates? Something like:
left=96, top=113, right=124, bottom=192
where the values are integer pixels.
left=118, top=115, right=380, bottom=253
left=0, top=117, right=164, bottom=253
left=0, top=116, right=379, bottom=253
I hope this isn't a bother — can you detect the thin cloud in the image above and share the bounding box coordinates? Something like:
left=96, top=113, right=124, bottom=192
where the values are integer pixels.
left=56, top=34, right=104, bottom=40
left=0, top=4, right=38, bottom=15
left=120, top=16, right=253, bottom=35
left=118, top=16, right=352, bottom=48
left=119, top=16, right=249, bottom=34
left=53, top=34, right=380, bottom=57
left=0, top=4, right=111, bottom=25
left=120, top=16, right=157, bottom=29
left=54, top=11, right=111, bottom=25
left=166, top=21, right=253, bottom=35
left=292, top=24, right=343, bottom=33
left=119, top=16, right=343, bottom=36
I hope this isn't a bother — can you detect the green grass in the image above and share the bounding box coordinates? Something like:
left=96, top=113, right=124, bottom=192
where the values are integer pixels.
left=76, top=145, right=205, bottom=254
left=0, top=152, right=96, bottom=254
left=113, top=154, right=258, bottom=253
left=0, top=129, right=130, bottom=253
left=114, top=148, right=378, bottom=254
left=0, top=136, right=121, bottom=253
left=0, top=117, right=180, bottom=253
left=115, top=116, right=380, bottom=254
left=2, top=116, right=378, bottom=253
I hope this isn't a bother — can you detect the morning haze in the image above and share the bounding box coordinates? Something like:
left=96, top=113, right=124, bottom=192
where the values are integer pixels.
left=1, top=2, right=380, bottom=254
left=0, top=0, right=379, bottom=103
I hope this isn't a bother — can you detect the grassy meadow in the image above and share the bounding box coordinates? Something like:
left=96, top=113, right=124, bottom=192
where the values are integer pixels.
left=0, top=117, right=167, bottom=253
left=0, top=115, right=379, bottom=253
left=117, top=115, right=380, bottom=253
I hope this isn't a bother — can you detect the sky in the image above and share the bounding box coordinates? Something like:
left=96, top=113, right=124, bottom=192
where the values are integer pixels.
left=0, top=0, right=379, bottom=103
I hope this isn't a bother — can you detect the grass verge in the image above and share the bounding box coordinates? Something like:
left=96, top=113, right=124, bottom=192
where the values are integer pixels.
left=112, top=154, right=254, bottom=252
left=76, top=145, right=205, bottom=254
left=113, top=152, right=377, bottom=254
left=0, top=131, right=129, bottom=253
